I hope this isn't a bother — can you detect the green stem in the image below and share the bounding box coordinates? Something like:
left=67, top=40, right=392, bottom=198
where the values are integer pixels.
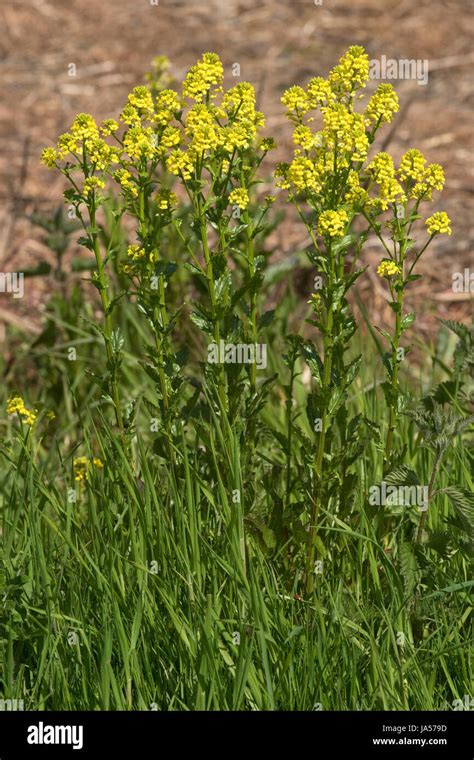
left=415, top=448, right=443, bottom=544
left=198, top=206, right=227, bottom=411
left=305, top=242, right=335, bottom=595
left=89, top=200, right=124, bottom=435
left=383, top=247, right=406, bottom=473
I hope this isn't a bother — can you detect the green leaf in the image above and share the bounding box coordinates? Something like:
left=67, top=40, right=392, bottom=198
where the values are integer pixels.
left=399, top=542, right=418, bottom=598
left=257, top=310, right=275, bottom=331
left=385, top=466, right=420, bottom=487
left=401, top=312, right=416, bottom=331
left=443, top=487, right=474, bottom=535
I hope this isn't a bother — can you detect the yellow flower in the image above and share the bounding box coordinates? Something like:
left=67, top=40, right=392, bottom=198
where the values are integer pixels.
left=377, top=259, right=401, bottom=278
left=317, top=209, right=348, bottom=238
left=160, top=126, right=181, bottom=150
left=123, top=126, right=158, bottom=161
left=365, top=84, right=399, bottom=125
left=398, top=149, right=426, bottom=182
left=41, top=147, right=58, bottom=168
left=100, top=119, right=119, bottom=137
left=367, top=152, right=396, bottom=184
left=156, top=188, right=178, bottom=211
left=185, top=104, right=223, bottom=154
left=73, top=456, right=103, bottom=482
left=281, top=86, right=310, bottom=116
left=344, top=170, right=368, bottom=208
left=56, top=132, right=79, bottom=159
left=114, top=169, right=138, bottom=198
left=307, top=77, right=334, bottom=107
left=124, top=86, right=155, bottom=121
left=154, top=89, right=182, bottom=126
left=182, top=52, right=224, bottom=100
left=127, top=244, right=145, bottom=260
left=425, top=163, right=445, bottom=191
left=88, top=139, right=119, bottom=171
left=166, top=149, right=194, bottom=180
left=229, top=187, right=249, bottom=210
left=293, top=125, right=318, bottom=151
left=329, top=45, right=370, bottom=95
left=286, top=156, right=321, bottom=193
left=70, top=113, right=99, bottom=143
left=83, top=177, right=105, bottom=196
left=7, top=395, right=37, bottom=426
left=425, top=211, right=451, bottom=236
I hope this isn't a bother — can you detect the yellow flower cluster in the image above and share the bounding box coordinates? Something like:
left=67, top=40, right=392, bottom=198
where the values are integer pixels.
left=156, top=188, right=178, bottom=211
left=366, top=152, right=406, bottom=210
left=328, top=45, right=370, bottom=95
left=166, top=149, right=194, bottom=180
left=43, top=53, right=273, bottom=209
left=182, top=52, right=224, bottom=100
left=113, top=168, right=138, bottom=198
left=344, top=170, right=368, bottom=208
left=229, top=187, right=250, bottom=210
left=41, top=113, right=119, bottom=189
left=284, top=156, right=321, bottom=192
left=123, top=125, right=158, bottom=162
left=377, top=260, right=401, bottom=278
left=100, top=119, right=119, bottom=137
left=83, top=177, right=105, bottom=196
left=425, top=211, right=452, bottom=236
left=281, top=86, right=311, bottom=116
left=317, top=209, right=348, bottom=238
left=6, top=396, right=37, bottom=426
left=127, top=245, right=146, bottom=260
left=278, top=46, right=394, bottom=203
left=186, top=103, right=223, bottom=156
left=73, top=456, right=104, bottom=482
left=154, top=89, right=182, bottom=126
left=398, top=149, right=426, bottom=182
left=364, top=84, right=399, bottom=126
left=363, top=149, right=446, bottom=211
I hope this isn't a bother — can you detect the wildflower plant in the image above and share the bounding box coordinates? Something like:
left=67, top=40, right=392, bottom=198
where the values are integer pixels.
left=27, top=48, right=470, bottom=677
left=2, top=46, right=471, bottom=715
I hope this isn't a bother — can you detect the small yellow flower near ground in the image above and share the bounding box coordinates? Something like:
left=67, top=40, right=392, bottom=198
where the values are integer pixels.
left=127, top=245, right=145, bottom=260
left=6, top=396, right=37, bottom=426
left=73, top=456, right=104, bottom=482
left=229, top=187, right=249, bottom=210
left=377, top=260, right=401, bottom=278
left=317, top=209, right=349, bottom=238
left=425, top=211, right=452, bottom=236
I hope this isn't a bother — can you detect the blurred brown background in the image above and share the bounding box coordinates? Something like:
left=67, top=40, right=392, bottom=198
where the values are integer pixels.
left=0, top=0, right=472, bottom=343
